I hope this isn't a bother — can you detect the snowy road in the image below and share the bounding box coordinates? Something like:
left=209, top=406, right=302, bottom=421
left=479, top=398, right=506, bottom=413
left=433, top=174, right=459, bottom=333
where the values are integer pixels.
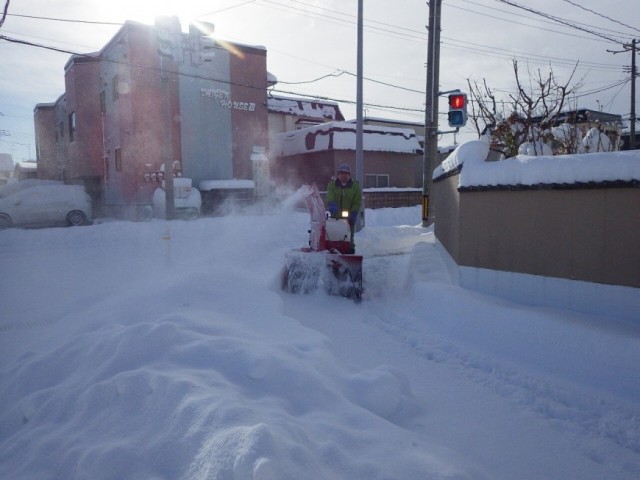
left=1, top=207, right=639, bottom=479
left=283, top=229, right=640, bottom=479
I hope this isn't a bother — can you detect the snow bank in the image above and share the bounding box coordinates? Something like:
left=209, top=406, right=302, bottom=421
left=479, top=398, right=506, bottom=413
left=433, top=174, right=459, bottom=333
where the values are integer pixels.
left=1, top=201, right=638, bottom=479
left=434, top=140, right=640, bottom=188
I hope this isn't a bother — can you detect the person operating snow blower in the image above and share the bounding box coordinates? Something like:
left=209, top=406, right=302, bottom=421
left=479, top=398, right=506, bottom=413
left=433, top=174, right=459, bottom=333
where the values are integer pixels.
left=326, top=163, right=361, bottom=253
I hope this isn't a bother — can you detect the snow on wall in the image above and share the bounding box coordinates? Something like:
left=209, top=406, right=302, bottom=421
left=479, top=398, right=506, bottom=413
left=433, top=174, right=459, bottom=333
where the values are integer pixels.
left=273, top=121, right=423, bottom=157
left=460, top=266, right=640, bottom=324
left=434, top=140, right=640, bottom=188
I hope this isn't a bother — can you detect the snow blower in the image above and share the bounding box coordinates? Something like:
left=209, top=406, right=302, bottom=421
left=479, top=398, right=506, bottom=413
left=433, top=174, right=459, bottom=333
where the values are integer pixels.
left=281, top=184, right=363, bottom=302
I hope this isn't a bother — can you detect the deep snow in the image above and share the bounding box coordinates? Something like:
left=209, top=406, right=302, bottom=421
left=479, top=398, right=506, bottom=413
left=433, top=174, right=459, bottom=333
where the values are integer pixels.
left=1, top=201, right=639, bottom=480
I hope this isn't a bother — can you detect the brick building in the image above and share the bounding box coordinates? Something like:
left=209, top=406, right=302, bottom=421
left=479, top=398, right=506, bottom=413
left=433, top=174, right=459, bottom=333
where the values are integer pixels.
left=34, top=17, right=269, bottom=218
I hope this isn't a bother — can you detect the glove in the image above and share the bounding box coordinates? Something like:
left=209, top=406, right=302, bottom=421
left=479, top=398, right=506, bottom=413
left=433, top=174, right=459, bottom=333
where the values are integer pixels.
left=328, top=201, right=337, bottom=216
left=348, top=211, right=358, bottom=226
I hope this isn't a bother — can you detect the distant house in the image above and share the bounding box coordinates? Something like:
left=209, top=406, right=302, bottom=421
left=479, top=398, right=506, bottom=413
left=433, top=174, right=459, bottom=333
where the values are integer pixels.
left=14, top=160, right=38, bottom=180
left=620, top=121, right=640, bottom=150
left=267, top=94, right=344, bottom=158
left=270, top=120, right=423, bottom=190
left=0, top=153, right=13, bottom=184
left=360, top=117, right=425, bottom=144
left=533, top=109, right=622, bottom=153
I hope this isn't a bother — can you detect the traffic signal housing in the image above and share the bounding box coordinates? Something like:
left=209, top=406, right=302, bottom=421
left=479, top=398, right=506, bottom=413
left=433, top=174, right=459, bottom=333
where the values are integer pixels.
left=447, top=93, right=468, bottom=127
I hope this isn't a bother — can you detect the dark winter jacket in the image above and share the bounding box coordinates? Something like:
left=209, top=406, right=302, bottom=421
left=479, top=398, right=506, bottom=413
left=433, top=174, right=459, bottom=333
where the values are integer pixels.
left=326, top=178, right=362, bottom=223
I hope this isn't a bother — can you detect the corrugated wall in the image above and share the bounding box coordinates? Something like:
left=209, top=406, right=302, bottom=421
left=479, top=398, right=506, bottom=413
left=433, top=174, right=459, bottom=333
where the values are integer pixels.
left=434, top=174, right=640, bottom=289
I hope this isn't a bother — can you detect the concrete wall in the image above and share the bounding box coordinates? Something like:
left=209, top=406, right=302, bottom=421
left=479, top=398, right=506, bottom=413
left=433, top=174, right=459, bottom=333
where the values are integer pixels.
left=433, top=173, right=640, bottom=289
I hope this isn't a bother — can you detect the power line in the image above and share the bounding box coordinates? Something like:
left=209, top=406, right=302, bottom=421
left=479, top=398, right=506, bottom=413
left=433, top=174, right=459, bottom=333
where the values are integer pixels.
left=559, top=0, right=640, bottom=35
left=270, top=87, right=424, bottom=114
left=6, top=8, right=626, bottom=81
left=2, top=6, right=633, bottom=118
left=441, top=36, right=620, bottom=72
left=197, top=0, right=258, bottom=17
left=493, top=0, right=625, bottom=44
left=449, top=1, right=614, bottom=44
left=0, top=33, right=425, bottom=116
left=458, top=0, right=633, bottom=40
left=6, top=12, right=121, bottom=26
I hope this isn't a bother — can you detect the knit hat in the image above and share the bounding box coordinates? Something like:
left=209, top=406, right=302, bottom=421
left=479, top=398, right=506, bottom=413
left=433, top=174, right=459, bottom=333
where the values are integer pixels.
left=337, top=163, right=351, bottom=173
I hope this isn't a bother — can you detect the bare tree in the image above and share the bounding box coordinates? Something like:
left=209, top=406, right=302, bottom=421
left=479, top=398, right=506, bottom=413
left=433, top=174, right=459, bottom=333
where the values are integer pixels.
left=468, top=60, right=583, bottom=158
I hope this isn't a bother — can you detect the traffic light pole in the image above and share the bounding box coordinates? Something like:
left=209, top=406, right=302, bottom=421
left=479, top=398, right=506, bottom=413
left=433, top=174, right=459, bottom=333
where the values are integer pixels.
left=160, top=56, right=176, bottom=220
left=422, top=0, right=442, bottom=227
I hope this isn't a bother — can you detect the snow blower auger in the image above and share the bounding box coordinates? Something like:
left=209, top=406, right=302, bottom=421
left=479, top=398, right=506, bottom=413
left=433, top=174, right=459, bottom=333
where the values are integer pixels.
left=281, top=183, right=363, bottom=302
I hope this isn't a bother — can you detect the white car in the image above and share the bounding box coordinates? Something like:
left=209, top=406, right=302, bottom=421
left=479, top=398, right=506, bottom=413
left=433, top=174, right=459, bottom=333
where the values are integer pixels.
left=0, top=184, right=93, bottom=229
left=0, top=179, right=64, bottom=198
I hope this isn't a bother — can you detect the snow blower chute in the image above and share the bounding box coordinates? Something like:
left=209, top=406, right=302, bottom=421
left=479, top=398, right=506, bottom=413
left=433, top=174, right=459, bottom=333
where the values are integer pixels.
left=281, top=184, right=363, bottom=301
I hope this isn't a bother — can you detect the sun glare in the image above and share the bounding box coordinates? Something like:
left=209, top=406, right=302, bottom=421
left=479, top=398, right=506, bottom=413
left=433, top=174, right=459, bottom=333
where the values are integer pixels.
left=110, top=0, right=201, bottom=28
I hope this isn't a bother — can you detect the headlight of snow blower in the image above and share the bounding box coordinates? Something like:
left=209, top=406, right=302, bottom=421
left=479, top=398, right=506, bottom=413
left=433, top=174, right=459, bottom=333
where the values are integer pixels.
left=341, top=210, right=349, bottom=218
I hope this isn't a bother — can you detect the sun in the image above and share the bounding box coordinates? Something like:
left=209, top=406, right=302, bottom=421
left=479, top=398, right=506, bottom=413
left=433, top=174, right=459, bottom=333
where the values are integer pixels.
left=108, top=0, right=205, bottom=28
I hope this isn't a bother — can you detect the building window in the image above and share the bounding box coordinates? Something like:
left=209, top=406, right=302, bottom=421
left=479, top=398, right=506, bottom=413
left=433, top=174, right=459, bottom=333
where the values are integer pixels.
left=68, top=112, right=76, bottom=142
left=100, top=91, right=106, bottom=113
left=115, top=148, right=122, bottom=171
left=365, top=174, right=389, bottom=189
left=112, top=75, right=119, bottom=101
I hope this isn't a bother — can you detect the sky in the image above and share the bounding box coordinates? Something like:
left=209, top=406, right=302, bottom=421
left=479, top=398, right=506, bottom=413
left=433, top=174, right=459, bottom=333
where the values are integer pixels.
left=1, top=0, right=639, bottom=162
left=1, top=189, right=639, bottom=479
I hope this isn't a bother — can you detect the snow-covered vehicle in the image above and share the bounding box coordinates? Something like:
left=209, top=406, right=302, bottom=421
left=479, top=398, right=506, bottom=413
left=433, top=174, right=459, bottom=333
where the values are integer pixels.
left=0, top=183, right=92, bottom=229
left=0, top=179, right=64, bottom=198
left=153, top=177, right=201, bottom=219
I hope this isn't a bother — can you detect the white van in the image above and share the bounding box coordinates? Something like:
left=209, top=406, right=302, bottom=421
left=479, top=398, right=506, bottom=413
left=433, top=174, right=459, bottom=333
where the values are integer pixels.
left=0, top=184, right=92, bottom=229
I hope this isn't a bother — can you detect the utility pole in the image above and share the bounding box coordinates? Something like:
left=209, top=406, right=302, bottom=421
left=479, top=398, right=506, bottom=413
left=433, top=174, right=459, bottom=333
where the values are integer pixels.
left=422, top=0, right=442, bottom=227
left=356, top=0, right=365, bottom=229
left=631, top=39, right=636, bottom=149
left=157, top=18, right=180, bottom=220
left=609, top=39, right=638, bottom=150
left=160, top=57, right=176, bottom=220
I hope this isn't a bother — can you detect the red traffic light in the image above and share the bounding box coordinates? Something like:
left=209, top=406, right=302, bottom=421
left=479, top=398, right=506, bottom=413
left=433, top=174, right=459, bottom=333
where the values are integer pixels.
left=447, top=93, right=468, bottom=127
left=449, top=94, right=466, bottom=109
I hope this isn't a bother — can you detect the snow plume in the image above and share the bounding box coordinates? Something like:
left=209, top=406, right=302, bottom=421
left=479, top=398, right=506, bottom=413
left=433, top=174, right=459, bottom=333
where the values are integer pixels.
left=278, top=183, right=313, bottom=211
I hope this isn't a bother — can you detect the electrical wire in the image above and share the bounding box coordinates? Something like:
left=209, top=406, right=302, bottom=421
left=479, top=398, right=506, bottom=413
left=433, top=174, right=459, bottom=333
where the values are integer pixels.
left=1, top=4, right=633, bottom=118
left=456, top=0, right=634, bottom=40
left=493, top=0, right=625, bottom=44
left=0, top=33, right=425, bottom=116
left=559, top=0, right=640, bottom=35
left=6, top=12, right=121, bottom=26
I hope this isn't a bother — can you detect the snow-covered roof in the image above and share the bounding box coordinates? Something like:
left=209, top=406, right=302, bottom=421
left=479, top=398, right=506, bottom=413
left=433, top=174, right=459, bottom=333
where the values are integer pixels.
left=434, top=140, right=640, bottom=189
left=267, top=95, right=344, bottom=121
left=16, top=161, right=37, bottom=171
left=621, top=121, right=640, bottom=133
left=272, top=121, right=423, bottom=157
left=358, top=117, right=425, bottom=128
